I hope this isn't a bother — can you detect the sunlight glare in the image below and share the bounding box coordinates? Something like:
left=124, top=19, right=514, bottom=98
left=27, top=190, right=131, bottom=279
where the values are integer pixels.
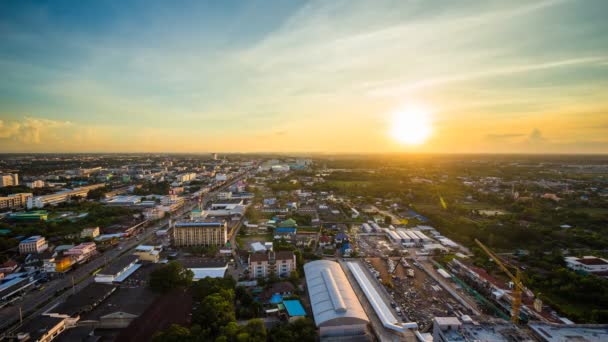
left=390, top=104, right=433, bottom=145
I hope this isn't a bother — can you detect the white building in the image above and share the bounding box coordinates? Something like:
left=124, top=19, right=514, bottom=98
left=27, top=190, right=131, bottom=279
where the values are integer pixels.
left=19, top=236, right=48, bottom=254
left=565, top=256, right=608, bottom=274
left=81, top=227, right=100, bottom=239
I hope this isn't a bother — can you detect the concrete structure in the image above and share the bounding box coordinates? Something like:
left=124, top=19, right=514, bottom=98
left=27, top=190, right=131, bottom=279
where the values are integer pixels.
left=80, top=227, right=100, bottom=239
left=529, top=322, right=608, bottom=342
left=565, top=256, right=608, bottom=275
left=0, top=193, right=32, bottom=210
left=249, top=251, right=296, bottom=279
left=432, top=317, right=532, bottom=342
left=19, top=236, right=48, bottom=254
left=303, top=260, right=370, bottom=339
left=0, top=173, right=19, bottom=187
left=27, top=184, right=105, bottom=209
left=176, top=172, right=197, bottom=183
left=172, top=220, right=228, bottom=247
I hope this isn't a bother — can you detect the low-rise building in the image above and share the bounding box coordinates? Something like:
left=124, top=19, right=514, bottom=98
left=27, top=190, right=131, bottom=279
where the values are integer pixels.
left=15, top=315, right=66, bottom=342
left=565, top=256, right=608, bottom=275
left=63, top=242, right=97, bottom=263
left=95, top=255, right=139, bottom=283
left=19, top=236, right=48, bottom=254
left=133, top=245, right=161, bottom=263
left=0, top=173, right=19, bottom=187
left=80, top=227, right=100, bottom=239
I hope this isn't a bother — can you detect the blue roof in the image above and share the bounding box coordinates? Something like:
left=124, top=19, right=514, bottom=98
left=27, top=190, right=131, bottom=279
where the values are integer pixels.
left=283, top=300, right=306, bottom=317
left=270, top=293, right=283, bottom=304
left=276, top=227, right=296, bottom=233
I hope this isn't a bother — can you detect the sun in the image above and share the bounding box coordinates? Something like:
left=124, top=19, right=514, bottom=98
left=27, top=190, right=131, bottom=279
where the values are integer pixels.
left=389, top=104, right=433, bottom=145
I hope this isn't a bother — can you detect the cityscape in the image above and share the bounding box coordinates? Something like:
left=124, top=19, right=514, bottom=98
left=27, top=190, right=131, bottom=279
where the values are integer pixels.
left=1, top=1, right=608, bottom=342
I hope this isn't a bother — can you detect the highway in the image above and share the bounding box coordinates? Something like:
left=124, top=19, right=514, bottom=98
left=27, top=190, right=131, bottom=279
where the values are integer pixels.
left=0, top=170, right=252, bottom=336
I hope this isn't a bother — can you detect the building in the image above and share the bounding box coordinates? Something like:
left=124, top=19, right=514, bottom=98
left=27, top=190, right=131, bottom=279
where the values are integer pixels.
left=19, top=236, right=48, bottom=254
left=248, top=251, right=296, bottom=279
left=529, top=322, right=608, bottom=342
left=6, top=210, right=48, bottom=221
left=15, top=315, right=67, bottom=342
left=80, top=227, right=100, bottom=239
left=63, top=243, right=97, bottom=263
left=26, top=180, right=46, bottom=188
left=283, top=299, right=307, bottom=322
left=133, top=245, right=161, bottom=263
left=432, top=316, right=532, bottom=342
left=180, top=259, right=227, bottom=280
left=173, top=220, right=227, bottom=247
left=303, top=260, right=370, bottom=339
left=95, top=255, right=140, bottom=283
left=565, top=256, right=608, bottom=275
left=27, top=184, right=105, bottom=209
left=45, top=283, right=117, bottom=322
left=0, top=173, right=19, bottom=187
left=176, top=173, right=197, bottom=183
left=0, top=192, right=32, bottom=210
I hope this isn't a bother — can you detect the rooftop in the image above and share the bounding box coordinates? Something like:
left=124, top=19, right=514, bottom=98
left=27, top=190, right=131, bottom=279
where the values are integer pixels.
left=283, top=300, right=306, bottom=317
left=49, top=283, right=117, bottom=316
left=529, top=323, right=608, bottom=342
left=99, top=255, right=139, bottom=276
left=17, top=316, right=66, bottom=341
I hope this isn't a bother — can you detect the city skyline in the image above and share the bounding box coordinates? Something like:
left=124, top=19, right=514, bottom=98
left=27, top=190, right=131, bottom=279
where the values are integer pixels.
left=1, top=0, right=608, bottom=153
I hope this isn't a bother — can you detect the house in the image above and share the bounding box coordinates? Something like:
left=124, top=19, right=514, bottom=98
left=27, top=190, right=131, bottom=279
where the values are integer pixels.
left=274, top=227, right=297, bottom=241
left=318, top=235, right=332, bottom=248
left=248, top=251, right=296, bottom=279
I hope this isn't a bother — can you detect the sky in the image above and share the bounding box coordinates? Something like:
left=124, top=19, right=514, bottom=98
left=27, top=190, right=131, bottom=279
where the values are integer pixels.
left=1, top=0, right=608, bottom=154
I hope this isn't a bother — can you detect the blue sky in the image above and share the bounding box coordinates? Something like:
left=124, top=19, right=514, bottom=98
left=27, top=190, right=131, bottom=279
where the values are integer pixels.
left=1, top=0, right=608, bottom=153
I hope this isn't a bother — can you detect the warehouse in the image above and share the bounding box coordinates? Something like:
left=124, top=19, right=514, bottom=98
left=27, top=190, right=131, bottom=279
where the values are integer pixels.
left=303, top=260, right=370, bottom=339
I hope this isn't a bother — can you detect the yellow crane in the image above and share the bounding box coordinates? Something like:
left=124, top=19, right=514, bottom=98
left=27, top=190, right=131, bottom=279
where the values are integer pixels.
left=475, top=238, right=524, bottom=324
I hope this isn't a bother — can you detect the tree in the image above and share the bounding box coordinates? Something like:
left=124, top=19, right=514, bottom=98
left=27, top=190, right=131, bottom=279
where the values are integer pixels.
left=149, top=261, right=194, bottom=293
left=269, top=318, right=316, bottom=342
left=384, top=215, right=392, bottom=225
left=239, top=319, right=266, bottom=342
left=152, top=324, right=192, bottom=342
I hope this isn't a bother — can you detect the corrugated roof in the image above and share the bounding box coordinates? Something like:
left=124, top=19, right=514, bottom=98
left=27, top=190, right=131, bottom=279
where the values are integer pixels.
left=303, top=260, right=368, bottom=327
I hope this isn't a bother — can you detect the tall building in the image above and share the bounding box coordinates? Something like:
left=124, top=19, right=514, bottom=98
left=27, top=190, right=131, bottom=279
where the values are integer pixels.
left=172, top=220, right=227, bottom=247
left=0, top=193, right=32, bottom=210
left=248, top=250, right=296, bottom=279
left=0, top=173, right=19, bottom=187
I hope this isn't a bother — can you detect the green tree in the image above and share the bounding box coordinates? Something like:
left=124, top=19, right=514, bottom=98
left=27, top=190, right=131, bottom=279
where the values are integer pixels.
left=152, top=324, right=192, bottom=342
left=149, top=261, right=194, bottom=293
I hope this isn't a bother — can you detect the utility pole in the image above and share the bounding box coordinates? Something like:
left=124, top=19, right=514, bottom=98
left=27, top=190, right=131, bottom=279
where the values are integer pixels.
left=19, top=306, right=23, bottom=324
left=72, top=276, right=75, bottom=294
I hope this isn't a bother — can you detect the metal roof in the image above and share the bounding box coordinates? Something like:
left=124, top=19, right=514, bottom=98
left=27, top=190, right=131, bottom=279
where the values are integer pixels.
left=303, top=260, right=368, bottom=327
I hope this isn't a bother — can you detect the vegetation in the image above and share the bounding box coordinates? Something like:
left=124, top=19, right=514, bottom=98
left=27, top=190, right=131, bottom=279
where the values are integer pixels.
left=149, top=262, right=194, bottom=293
left=134, top=181, right=171, bottom=195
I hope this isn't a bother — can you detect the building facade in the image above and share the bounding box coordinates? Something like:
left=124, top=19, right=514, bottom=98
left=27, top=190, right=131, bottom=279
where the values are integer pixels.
left=248, top=250, right=296, bottom=279
left=0, top=192, right=32, bottom=210
left=19, top=236, right=48, bottom=254
left=0, top=173, right=19, bottom=187
left=565, top=256, right=608, bottom=274
left=81, top=227, right=100, bottom=239
left=172, top=220, right=227, bottom=247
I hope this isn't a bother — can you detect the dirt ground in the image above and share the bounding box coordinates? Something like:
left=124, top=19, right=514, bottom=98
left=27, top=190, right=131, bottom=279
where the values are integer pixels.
left=366, top=257, right=468, bottom=331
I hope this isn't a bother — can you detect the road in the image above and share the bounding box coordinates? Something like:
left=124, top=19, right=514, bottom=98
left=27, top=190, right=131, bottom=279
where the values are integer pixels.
left=0, top=170, right=252, bottom=335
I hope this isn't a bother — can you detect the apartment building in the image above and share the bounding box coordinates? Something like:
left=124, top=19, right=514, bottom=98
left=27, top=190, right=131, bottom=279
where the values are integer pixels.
left=0, top=192, right=32, bottom=210
left=248, top=250, right=296, bottom=279
left=172, top=220, right=227, bottom=247
left=19, top=236, right=48, bottom=254
left=0, top=173, right=19, bottom=187
left=63, top=242, right=97, bottom=263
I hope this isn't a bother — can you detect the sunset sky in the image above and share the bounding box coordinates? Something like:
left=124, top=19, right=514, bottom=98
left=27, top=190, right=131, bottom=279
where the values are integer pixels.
left=1, top=0, right=608, bottom=153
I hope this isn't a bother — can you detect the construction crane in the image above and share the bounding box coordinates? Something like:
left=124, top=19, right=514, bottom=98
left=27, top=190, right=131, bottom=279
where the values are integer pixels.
left=474, top=238, right=524, bottom=324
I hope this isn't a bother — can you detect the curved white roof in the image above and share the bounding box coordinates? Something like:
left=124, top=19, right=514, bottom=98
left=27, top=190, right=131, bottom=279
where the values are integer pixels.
left=303, top=260, right=369, bottom=327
